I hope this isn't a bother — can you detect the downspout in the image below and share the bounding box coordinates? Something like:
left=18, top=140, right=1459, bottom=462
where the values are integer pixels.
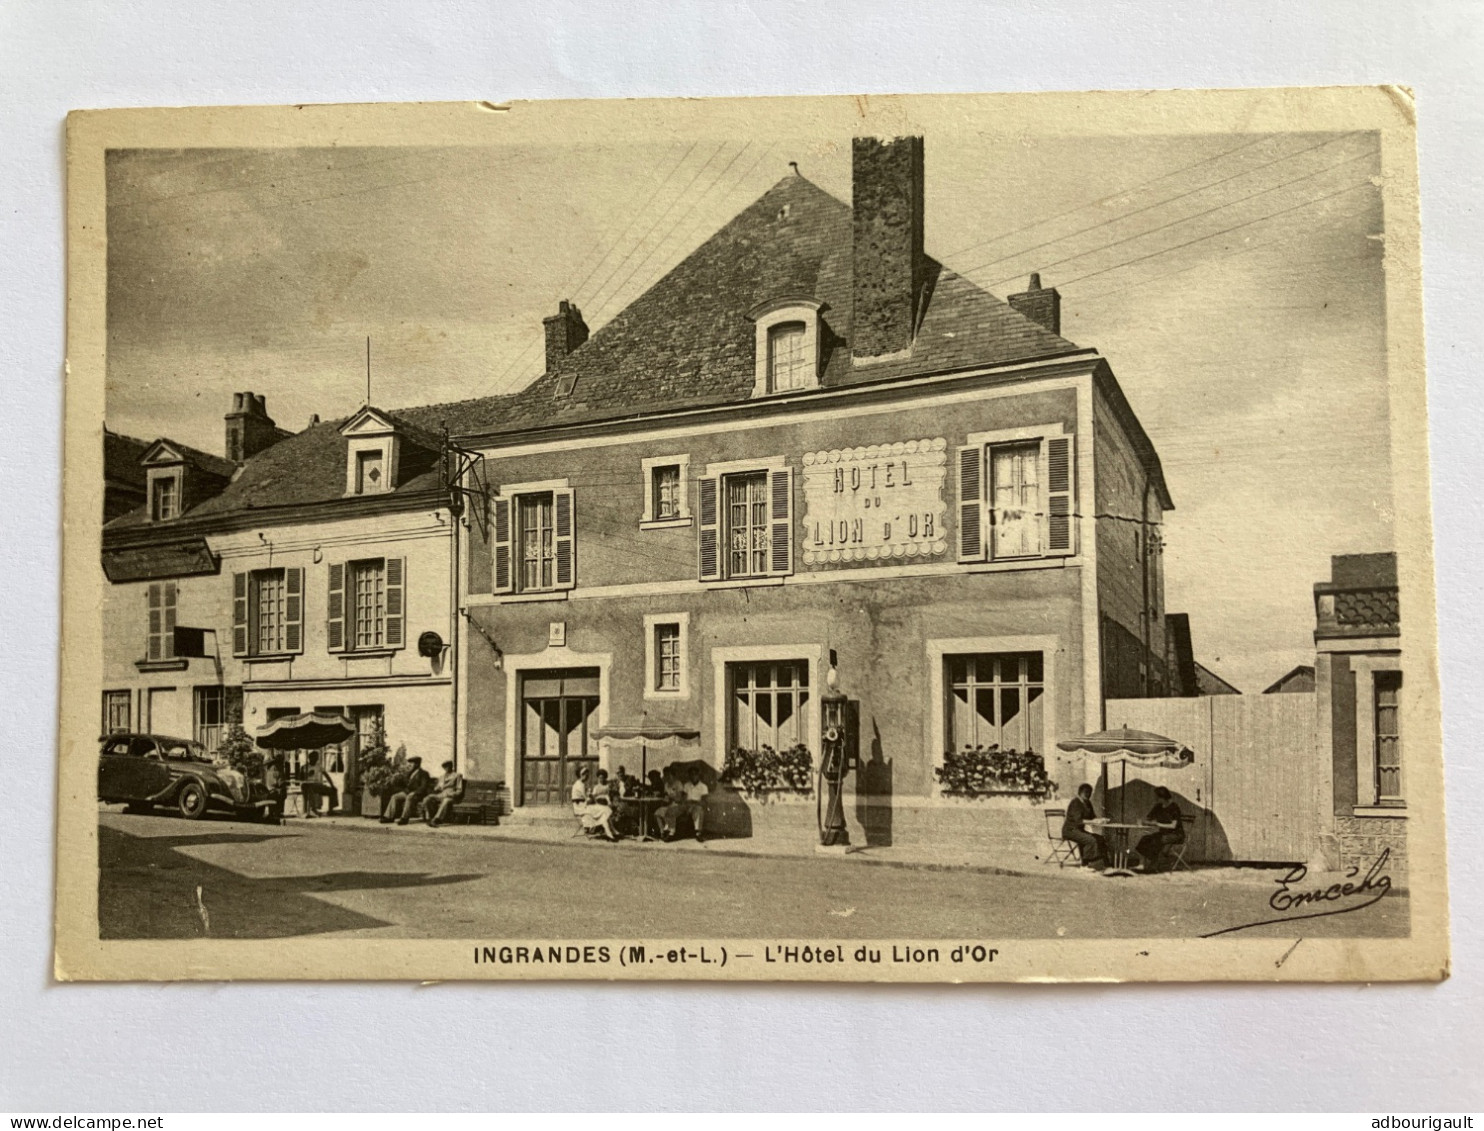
left=450, top=509, right=460, bottom=772
left=1141, top=479, right=1153, bottom=697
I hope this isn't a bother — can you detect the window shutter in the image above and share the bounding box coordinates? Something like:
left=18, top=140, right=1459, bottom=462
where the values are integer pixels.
left=146, top=583, right=163, bottom=660
left=956, top=444, right=986, bottom=562
left=326, top=562, right=346, bottom=653
left=385, top=557, right=406, bottom=647
left=163, top=582, right=177, bottom=659
left=697, top=476, right=721, bottom=581
left=232, top=573, right=249, bottom=657
left=553, top=489, right=575, bottom=590
left=284, top=567, right=304, bottom=653
left=491, top=495, right=513, bottom=593
left=1045, top=435, right=1075, bottom=556
left=768, top=467, right=794, bottom=576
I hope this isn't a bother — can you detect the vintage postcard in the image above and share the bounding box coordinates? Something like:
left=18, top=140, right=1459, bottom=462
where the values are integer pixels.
left=57, top=89, right=1448, bottom=981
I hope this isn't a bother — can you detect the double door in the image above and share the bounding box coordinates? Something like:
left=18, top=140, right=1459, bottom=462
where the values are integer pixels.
left=520, top=668, right=600, bottom=806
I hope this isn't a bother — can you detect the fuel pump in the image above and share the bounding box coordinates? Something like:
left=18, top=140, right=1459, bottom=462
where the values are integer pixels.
left=817, top=660, right=853, bottom=848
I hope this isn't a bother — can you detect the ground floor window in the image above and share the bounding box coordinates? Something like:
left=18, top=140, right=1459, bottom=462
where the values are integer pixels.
left=195, top=686, right=225, bottom=753
left=102, top=690, right=130, bottom=734
left=945, top=651, right=1045, bottom=753
left=728, top=659, right=810, bottom=754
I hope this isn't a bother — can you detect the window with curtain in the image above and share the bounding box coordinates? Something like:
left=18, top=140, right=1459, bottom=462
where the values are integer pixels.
left=728, top=660, right=810, bottom=753
left=767, top=322, right=809, bottom=391
left=945, top=652, right=1045, bottom=753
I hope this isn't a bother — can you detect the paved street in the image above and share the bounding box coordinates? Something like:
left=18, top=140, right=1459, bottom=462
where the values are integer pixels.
left=97, top=809, right=1409, bottom=941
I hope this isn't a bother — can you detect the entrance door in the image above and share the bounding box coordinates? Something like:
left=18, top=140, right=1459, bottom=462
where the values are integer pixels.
left=520, top=668, right=600, bottom=806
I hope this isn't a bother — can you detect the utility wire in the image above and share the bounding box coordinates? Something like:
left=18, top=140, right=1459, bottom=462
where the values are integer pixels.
left=958, top=132, right=1362, bottom=284
left=982, top=147, right=1375, bottom=292
left=940, top=134, right=1271, bottom=261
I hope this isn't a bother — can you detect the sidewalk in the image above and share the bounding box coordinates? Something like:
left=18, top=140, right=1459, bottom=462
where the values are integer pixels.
left=293, top=809, right=1288, bottom=888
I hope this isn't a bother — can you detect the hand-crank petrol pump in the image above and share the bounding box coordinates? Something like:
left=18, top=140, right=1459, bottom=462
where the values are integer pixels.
left=817, top=656, right=855, bottom=848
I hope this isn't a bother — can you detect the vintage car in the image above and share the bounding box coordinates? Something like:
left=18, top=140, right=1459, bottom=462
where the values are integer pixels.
left=98, top=733, right=283, bottom=822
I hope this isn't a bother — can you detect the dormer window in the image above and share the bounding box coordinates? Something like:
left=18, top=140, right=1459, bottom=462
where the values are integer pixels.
left=356, top=449, right=385, bottom=494
left=747, top=297, right=825, bottom=397
left=768, top=323, right=809, bottom=392
left=151, top=475, right=179, bottom=521
left=339, top=407, right=403, bottom=498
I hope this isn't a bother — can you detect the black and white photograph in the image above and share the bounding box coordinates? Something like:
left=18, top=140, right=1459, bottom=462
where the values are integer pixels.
left=58, top=91, right=1446, bottom=982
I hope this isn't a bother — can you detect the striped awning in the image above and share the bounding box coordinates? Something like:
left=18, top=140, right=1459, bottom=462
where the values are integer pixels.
left=1056, top=725, right=1194, bottom=768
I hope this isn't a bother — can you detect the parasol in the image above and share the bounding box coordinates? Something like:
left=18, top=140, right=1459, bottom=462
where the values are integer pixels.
left=590, top=723, right=701, bottom=842
left=255, top=711, right=356, bottom=751
left=1056, top=725, right=1194, bottom=823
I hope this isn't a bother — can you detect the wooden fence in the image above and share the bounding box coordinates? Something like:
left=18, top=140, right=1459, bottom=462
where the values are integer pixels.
left=1104, top=694, right=1318, bottom=863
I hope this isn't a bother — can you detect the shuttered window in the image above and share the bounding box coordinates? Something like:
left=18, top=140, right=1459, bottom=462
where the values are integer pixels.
left=1374, top=671, right=1403, bottom=804
left=956, top=434, right=1076, bottom=563
left=698, top=465, right=793, bottom=582
left=491, top=489, right=576, bottom=595
left=325, top=559, right=404, bottom=652
left=232, top=568, right=305, bottom=656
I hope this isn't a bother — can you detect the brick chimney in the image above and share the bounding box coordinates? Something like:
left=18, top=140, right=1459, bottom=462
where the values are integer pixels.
left=225, top=392, right=285, bottom=463
left=543, top=300, right=589, bottom=370
left=1008, top=273, right=1062, bottom=336
left=852, top=135, right=925, bottom=361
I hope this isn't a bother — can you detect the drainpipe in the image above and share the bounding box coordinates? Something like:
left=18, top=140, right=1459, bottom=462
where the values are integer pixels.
left=450, top=509, right=460, bottom=772
left=1141, top=480, right=1153, bottom=697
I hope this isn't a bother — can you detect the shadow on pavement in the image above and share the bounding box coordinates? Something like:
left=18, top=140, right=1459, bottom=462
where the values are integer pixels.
left=99, top=823, right=483, bottom=939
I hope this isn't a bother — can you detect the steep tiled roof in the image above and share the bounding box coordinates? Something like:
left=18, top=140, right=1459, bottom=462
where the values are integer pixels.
left=432, top=174, right=1081, bottom=437
left=103, top=429, right=151, bottom=487
left=106, top=173, right=1097, bottom=532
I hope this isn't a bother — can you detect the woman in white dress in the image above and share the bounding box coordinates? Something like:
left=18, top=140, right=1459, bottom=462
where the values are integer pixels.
left=570, top=766, right=618, bottom=841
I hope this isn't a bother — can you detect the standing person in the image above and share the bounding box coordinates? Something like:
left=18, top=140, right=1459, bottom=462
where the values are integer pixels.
left=381, top=756, right=431, bottom=825
left=1135, top=786, right=1186, bottom=873
left=299, top=751, right=339, bottom=818
left=421, top=760, right=465, bottom=827
left=1062, top=782, right=1107, bottom=869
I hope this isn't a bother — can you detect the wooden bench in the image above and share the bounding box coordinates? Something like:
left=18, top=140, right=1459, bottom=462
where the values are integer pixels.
left=446, top=779, right=505, bottom=826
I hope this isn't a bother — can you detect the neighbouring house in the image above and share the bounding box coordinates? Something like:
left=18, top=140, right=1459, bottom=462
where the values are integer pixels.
left=1194, top=662, right=1242, bottom=696
left=445, top=135, right=1175, bottom=831
left=1164, top=612, right=1236, bottom=696
left=102, top=428, right=152, bottom=523
left=100, top=391, right=461, bottom=811
left=1264, top=664, right=1316, bottom=694
left=1313, top=551, right=1406, bottom=872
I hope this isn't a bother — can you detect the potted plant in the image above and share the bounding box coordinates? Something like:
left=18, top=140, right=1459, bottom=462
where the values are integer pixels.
left=933, top=744, right=1057, bottom=802
left=719, top=743, right=815, bottom=802
left=356, top=720, right=396, bottom=819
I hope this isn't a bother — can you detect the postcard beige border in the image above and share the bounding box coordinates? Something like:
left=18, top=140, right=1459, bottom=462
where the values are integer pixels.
left=58, top=88, right=1448, bottom=982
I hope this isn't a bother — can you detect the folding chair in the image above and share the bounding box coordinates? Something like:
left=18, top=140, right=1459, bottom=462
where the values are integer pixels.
left=1043, top=807, right=1079, bottom=868
left=1165, top=815, right=1197, bottom=872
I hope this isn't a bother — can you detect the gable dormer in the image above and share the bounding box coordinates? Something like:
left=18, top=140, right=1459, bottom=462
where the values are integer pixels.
left=340, top=406, right=403, bottom=496
left=139, top=439, right=234, bottom=522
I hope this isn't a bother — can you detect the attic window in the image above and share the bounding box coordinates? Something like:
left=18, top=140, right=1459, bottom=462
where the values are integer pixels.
left=747, top=297, right=825, bottom=398
left=151, top=475, right=180, bottom=521
left=356, top=449, right=385, bottom=494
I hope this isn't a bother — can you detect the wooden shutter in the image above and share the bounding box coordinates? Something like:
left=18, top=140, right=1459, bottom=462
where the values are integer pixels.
left=284, top=567, right=304, bottom=653
left=146, top=583, right=163, bottom=660
left=768, top=467, right=794, bottom=576
left=1045, top=435, right=1075, bottom=556
left=491, top=495, right=513, bottom=593
left=553, top=489, right=575, bottom=590
left=326, top=562, right=346, bottom=652
left=385, top=557, right=406, bottom=647
left=232, top=573, right=249, bottom=656
left=956, top=444, right=986, bottom=562
left=697, top=476, right=721, bottom=581
left=162, top=582, right=177, bottom=658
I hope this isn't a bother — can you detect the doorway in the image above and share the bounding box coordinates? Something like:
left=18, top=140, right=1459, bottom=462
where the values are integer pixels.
left=519, top=668, right=600, bottom=806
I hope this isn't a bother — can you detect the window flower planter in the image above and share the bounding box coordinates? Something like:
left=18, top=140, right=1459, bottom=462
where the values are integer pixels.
left=933, top=745, right=1056, bottom=802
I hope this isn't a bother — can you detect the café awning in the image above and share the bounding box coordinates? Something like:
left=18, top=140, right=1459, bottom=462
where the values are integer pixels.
left=255, top=711, right=356, bottom=751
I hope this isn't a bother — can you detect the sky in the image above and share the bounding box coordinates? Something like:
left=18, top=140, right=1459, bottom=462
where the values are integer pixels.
left=105, top=128, right=1390, bottom=694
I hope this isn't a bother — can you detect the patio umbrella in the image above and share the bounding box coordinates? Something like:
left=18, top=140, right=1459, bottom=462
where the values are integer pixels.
left=1056, top=725, right=1194, bottom=823
left=590, top=723, right=701, bottom=842
left=255, top=711, right=356, bottom=751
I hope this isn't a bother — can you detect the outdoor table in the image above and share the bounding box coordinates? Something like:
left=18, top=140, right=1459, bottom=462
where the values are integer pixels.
left=619, top=796, right=665, bottom=842
left=1090, top=820, right=1154, bottom=877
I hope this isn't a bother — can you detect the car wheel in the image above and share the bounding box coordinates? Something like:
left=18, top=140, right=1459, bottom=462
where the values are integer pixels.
left=177, top=781, right=209, bottom=820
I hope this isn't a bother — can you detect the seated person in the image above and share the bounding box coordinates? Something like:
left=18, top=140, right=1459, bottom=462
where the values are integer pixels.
left=571, top=766, right=618, bottom=842
left=420, top=760, right=465, bottom=827
left=380, top=756, right=432, bottom=825
left=1135, top=786, right=1186, bottom=873
left=299, top=752, right=340, bottom=818
left=657, top=767, right=708, bottom=842
left=644, top=770, right=666, bottom=798
left=1061, top=782, right=1107, bottom=868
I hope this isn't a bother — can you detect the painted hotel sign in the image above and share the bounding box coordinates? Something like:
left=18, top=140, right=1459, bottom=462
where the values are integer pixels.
left=802, top=439, right=949, bottom=564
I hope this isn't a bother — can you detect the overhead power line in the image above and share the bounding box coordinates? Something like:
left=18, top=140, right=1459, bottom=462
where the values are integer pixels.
left=982, top=146, right=1376, bottom=292
left=960, top=132, right=1363, bottom=285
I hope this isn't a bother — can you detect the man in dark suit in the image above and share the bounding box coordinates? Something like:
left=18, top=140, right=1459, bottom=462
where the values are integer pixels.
left=381, top=756, right=433, bottom=826
left=1062, top=782, right=1107, bottom=869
